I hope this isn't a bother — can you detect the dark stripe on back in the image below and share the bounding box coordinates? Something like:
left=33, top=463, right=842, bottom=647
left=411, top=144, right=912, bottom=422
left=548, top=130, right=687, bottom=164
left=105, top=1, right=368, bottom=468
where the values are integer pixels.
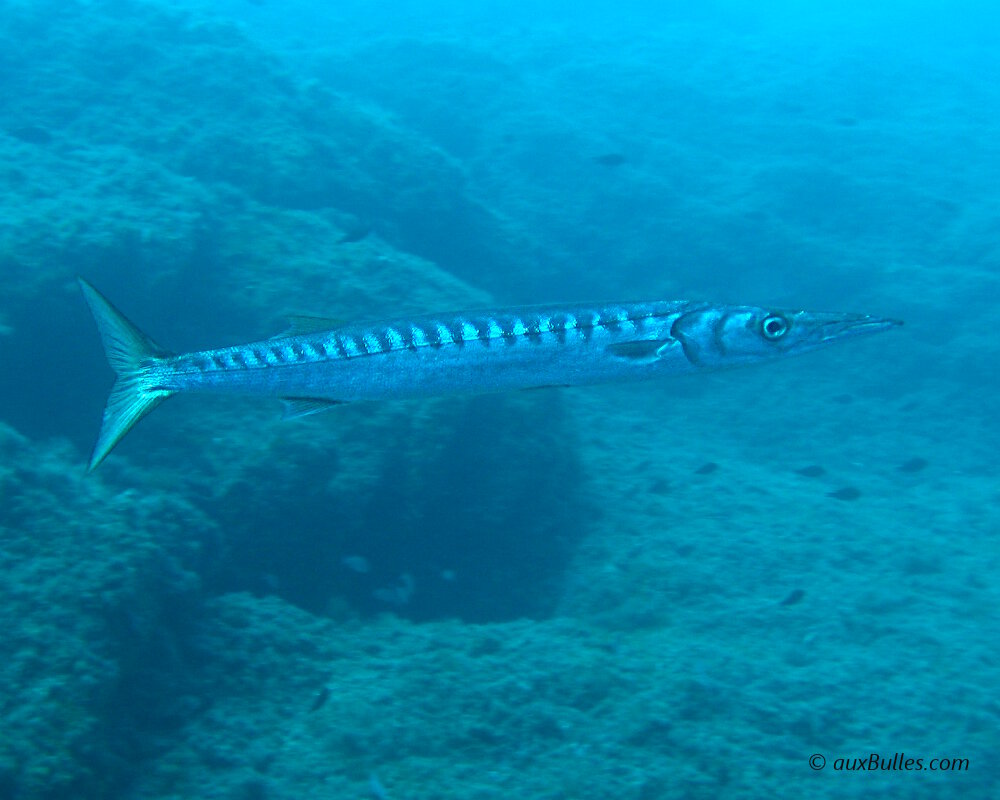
left=501, top=319, right=518, bottom=345
left=291, top=343, right=305, bottom=360
left=448, top=321, right=466, bottom=348
left=473, top=318, right=491, bottom=346
left=231, top=352, right=248, bottom=368
left=313, top=341, right=327, bottom=358
left=599, top=311, right=622, bottom=332
left=212, top=354, right=228, bottom=369
left=271, top=346, right=287, bottom=363
left=548, top=313, right=568, bottom=344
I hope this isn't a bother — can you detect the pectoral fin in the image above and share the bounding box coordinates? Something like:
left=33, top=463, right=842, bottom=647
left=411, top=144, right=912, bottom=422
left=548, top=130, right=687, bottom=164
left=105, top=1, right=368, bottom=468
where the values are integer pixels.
left=605, top=339, right=674, bottom=363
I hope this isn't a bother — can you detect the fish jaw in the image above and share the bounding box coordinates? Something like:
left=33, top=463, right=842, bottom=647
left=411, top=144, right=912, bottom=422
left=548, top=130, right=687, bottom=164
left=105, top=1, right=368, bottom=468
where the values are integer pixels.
left=808, top=312, right=904, bottom=343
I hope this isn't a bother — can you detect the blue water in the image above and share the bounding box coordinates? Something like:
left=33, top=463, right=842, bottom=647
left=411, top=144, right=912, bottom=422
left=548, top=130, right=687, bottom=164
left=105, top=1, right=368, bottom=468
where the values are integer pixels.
left=1, top=1, right=997, bottom=797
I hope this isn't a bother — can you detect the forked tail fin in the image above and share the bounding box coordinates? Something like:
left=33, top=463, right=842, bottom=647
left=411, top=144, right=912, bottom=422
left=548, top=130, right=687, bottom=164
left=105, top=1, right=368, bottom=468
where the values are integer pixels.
left=78, top=278, right=175, bottom=471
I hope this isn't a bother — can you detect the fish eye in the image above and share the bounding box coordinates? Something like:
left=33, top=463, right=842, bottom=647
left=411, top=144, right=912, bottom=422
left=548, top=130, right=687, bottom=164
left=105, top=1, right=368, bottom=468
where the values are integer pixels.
left=761, top=314, right=790, bottom=340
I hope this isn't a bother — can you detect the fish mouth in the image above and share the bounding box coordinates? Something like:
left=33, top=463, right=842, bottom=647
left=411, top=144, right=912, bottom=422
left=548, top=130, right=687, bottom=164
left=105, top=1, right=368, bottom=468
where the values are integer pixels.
left=816, top=314, right=903, bottom=342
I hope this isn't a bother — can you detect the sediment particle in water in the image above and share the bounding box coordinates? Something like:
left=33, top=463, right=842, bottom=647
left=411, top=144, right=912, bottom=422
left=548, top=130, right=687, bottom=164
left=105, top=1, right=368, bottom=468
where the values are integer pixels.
left=898, top=457, right=928, bottom=473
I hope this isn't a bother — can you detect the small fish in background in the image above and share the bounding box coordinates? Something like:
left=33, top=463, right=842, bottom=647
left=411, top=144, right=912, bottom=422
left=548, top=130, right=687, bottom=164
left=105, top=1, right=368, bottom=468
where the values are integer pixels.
left=341, top=555, right=370, bottom=574
left=898, top=457, right=928, bottom=473
left=337, top=218, right=373, bottom=244
left=373, top=573, right=415, bottom=606
left=828, top=486, right=861, bottom=501
left=592, top=152, right=627, bottom=167
left=7, top=124, right=52, bottom=145
left=795, top=464, right=826, bottom=477
left=309, top=686, right=330, bottom=712
left=648, top=477, right=671, bottom=495
left=694, top=462, right=718, bottom=475
left=778, top=588, right=806, bottom=606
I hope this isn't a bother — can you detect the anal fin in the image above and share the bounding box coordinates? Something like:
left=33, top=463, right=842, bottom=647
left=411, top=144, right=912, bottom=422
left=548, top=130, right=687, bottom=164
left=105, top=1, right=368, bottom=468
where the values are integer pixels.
left=280, top=397, right=346, bottom=419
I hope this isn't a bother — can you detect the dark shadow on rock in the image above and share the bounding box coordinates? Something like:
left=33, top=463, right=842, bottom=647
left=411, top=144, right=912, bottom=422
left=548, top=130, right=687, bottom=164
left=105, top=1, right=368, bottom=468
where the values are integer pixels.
left=208, top=392, right=589, bottom=623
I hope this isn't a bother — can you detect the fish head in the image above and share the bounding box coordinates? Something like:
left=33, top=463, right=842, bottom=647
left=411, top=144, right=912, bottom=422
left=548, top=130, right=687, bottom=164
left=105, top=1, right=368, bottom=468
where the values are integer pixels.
left=670, top=306, right=902, bottom=368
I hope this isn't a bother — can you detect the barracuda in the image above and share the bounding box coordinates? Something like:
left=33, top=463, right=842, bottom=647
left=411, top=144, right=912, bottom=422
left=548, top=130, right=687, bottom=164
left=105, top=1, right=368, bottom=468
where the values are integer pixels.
left=79, top=278, right=901, bottom=470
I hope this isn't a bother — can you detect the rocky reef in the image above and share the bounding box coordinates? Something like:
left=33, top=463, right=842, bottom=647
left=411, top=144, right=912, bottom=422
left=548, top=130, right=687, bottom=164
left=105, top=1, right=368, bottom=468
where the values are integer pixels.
left=1, top=2, right=997, bottom=799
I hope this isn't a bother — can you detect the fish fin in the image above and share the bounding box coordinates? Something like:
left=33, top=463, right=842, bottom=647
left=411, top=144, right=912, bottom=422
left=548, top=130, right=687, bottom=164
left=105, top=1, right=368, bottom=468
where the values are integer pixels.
left=280, top=397, right=346, bottom=419
left=605, top=339, right=671, bottom=362
left=91, top=381, right=171, bottom=471
left=655, top=339, right=679, bottom=358
left=78, top=278, right=175, bottom=471
left=273, top=315, right=344, bottom=338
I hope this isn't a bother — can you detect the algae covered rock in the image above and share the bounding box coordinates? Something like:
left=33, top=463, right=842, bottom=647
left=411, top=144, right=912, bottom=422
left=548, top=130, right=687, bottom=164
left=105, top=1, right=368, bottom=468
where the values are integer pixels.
left=0, top=423, right=220, bottom=797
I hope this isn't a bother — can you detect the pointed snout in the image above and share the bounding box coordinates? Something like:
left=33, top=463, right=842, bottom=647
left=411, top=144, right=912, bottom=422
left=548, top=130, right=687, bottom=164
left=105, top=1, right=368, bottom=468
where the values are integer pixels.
left=814, top=313, right=903, bottom=342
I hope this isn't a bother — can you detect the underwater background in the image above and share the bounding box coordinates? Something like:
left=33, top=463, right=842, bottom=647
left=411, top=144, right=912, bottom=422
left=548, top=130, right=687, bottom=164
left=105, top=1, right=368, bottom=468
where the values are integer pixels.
left=1, top=0, right=997, bottom=797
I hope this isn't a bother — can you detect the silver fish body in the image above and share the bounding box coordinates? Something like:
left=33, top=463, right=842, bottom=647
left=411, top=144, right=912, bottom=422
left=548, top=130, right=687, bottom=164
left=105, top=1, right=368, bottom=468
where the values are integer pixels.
left=79, top=278, right=901, bottom=470
left=164, top=302, right=699, bottom=400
